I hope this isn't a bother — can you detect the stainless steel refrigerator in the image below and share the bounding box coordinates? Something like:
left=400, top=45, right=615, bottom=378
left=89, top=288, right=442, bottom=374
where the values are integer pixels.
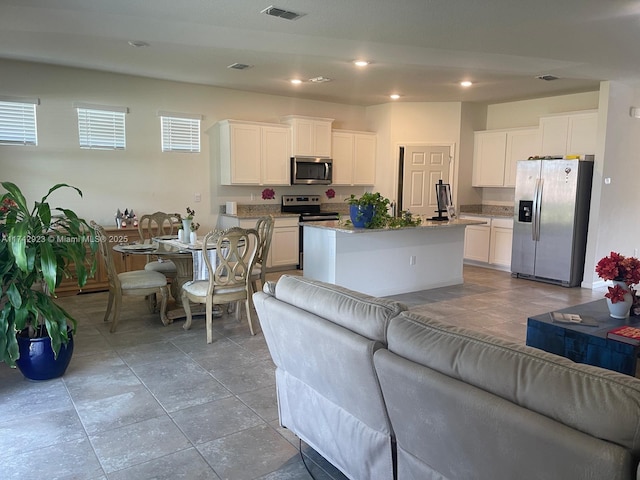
left=511, top=159, right=593, bottom=287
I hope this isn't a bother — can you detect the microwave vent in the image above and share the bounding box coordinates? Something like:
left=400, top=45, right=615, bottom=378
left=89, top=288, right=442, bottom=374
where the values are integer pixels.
left=261, top=6, right=305, bottom=20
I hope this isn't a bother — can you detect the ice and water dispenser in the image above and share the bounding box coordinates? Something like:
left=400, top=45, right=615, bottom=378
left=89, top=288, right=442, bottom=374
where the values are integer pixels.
left=518, top=200, right=533, bottom=223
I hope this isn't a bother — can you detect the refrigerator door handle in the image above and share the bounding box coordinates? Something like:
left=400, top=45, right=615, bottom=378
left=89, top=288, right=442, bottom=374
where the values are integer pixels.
left=534, top=178, right=544, bottom=241
left=531, top=179, right=539, bottom=241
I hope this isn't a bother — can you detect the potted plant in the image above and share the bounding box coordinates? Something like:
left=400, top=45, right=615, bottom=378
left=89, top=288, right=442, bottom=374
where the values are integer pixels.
left=346, top=192, right=421, bottom=229
left=346, top=192, right=391, bottom=228
left=0, top=182, right=97, bottom=379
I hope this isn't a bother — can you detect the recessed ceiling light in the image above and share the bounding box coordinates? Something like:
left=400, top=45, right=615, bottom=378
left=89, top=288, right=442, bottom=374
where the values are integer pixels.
left=127, top=40, right=149, bottom=48
left=290, top=79, right=303, bottom=85
left=353, top=60, right=370, bottom=67
left=460, top=81, right=473, bottom=87
left=390, top=94, right=401, bottom=100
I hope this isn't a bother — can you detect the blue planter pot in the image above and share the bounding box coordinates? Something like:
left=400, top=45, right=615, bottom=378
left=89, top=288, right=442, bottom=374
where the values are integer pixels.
left=350, top=204, right=375, bottom=228
left=15, top=329, right=74, bottom=381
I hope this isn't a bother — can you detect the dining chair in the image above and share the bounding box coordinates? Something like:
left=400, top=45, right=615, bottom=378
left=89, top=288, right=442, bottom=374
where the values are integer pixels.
left=181, top=227, right=259, bottom=343
left=250, top=215, right=274, bottom=294
left=137, top=211, right=181, bottom=277
left=92, top=222, right=170, bottom=332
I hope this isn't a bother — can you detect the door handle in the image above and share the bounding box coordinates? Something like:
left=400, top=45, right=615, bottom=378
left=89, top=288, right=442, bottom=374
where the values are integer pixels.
left=534, top=179, right=543, bottom=241
left=531, top=179, right=539, bottom=241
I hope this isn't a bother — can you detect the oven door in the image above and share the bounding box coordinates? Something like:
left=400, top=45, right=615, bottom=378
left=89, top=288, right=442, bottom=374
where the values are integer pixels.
left=291, top=157, right=332, bottom=185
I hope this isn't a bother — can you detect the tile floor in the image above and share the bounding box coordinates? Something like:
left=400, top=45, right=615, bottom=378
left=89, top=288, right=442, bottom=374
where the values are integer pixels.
left=0, top=266, right=607, bottom=480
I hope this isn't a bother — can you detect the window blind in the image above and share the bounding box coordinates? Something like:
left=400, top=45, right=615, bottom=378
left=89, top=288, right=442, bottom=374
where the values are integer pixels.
left=0, top=98, right=39, bottom=146
left=76, top=104, right=127, bottom=150
left=160, top=113, right=201, bottom=153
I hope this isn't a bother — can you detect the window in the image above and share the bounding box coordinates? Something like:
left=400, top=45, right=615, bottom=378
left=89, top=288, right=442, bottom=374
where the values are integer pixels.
left=159, top=111, right=202, bottom=153
left=75, top=103, right=128, bottom=150
left=0, top=97, right=39, bottom=146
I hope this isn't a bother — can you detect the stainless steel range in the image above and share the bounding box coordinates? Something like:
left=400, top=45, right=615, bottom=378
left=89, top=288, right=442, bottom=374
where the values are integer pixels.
left=281, top=195, right=339, bottom=269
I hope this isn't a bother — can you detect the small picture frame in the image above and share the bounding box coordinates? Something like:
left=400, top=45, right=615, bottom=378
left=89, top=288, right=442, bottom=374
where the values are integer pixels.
left=446, top=205, right=457, bottom=220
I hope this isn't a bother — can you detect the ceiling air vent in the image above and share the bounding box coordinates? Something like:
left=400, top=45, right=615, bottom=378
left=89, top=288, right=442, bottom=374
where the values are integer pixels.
left=227, top=63, right=253, bottom=70
left=536, top=74, right=559, bottom=81
left=261, top=5, right=305, bottom=20
left=308, top=76, right=332, bottom=83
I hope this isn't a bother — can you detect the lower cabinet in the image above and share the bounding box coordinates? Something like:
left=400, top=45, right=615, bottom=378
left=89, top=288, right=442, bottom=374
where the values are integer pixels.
left=462, top=216, right=513, bottom=270
left=218, top=215, right=299, bottom=270
left=489, top=218, right=514, bottom=268
left=463, top=218, right=491, bottom=263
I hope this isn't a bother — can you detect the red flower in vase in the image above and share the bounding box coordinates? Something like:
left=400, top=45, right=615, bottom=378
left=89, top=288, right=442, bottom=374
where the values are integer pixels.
left=596, top=251, right=640, bottom=285
left=605, top=283, right=628, bottom=304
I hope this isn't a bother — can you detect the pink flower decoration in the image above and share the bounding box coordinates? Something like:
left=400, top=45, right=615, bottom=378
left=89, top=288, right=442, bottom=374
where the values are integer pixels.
left=325, top=188, right=336, bottom=199
left=261, top=188, right=275, bottom=200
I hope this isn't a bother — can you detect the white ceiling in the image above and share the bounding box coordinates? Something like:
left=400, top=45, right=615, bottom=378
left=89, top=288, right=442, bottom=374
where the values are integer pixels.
left=2, top=0, right=640, bottom=106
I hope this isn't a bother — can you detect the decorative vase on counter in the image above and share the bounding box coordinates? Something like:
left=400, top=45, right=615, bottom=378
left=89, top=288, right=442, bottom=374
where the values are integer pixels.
left=349, top=205, right=375, bottom=228
left=606, top=280, right=633, bottom=319
left=182, top=218, right=192, bottom=235
left=189, top=231, right=197, bottom=244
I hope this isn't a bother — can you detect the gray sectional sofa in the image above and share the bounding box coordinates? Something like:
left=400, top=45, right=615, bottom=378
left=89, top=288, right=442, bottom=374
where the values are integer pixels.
left=253, top=275, right=640, bottom=480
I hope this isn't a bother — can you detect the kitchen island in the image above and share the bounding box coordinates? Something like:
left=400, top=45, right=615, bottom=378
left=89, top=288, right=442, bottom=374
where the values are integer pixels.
left=303, top=218, right=486, bottom=296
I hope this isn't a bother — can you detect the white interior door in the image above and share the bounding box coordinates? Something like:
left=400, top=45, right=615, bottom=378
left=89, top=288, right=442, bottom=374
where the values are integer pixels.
left=401, top=145, right=451, bottom=215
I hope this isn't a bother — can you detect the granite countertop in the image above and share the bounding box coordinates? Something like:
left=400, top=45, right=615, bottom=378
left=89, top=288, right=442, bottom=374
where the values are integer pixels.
left=302, top=217, right=487, bottom=234
left=459, top=204, right=514, bottom=218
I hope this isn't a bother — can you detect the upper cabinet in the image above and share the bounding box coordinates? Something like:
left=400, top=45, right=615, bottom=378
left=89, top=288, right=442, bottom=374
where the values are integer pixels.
left=539, top=111, right=597, bottom=157
left=281, top=115, right=333, bottom=157
left=331, top=130, right=377, bottom=186
left=473, top=127, right=540, bottom=187
left=218, top=120, right=290, bottom=185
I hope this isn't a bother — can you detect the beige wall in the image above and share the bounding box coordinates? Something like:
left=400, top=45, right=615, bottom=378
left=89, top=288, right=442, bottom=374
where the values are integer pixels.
left=583, top=81, right=640, bottom=287
left=486, top=91, right=600, bottom=130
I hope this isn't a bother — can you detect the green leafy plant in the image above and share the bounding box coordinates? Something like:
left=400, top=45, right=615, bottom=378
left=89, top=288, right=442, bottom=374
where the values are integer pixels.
left=346, top=192, right=422, bottom=229
left=0, top=182, right=98, bottom=366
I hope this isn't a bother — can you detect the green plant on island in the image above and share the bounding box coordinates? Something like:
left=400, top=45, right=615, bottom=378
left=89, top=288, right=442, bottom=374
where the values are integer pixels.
left=0, top=182, right=98, bottom=367
left=346, top=192, right=422, bottom=229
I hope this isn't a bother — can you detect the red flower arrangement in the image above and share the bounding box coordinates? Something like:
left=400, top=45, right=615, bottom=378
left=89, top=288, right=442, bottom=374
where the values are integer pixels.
left=596, top=252, right=640, bottom=304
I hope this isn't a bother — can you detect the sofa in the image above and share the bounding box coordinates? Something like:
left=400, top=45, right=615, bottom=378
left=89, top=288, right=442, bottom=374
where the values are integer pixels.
left=253, top=275, right=640, bottom=480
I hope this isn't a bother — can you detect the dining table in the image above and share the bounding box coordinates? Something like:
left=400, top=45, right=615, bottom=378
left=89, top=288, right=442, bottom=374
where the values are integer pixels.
left=113, top=236, right=215, bottom=322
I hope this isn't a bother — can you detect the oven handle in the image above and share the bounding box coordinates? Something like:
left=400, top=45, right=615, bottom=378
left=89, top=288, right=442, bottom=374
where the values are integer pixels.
left=299, top=215, right=339, bottom=222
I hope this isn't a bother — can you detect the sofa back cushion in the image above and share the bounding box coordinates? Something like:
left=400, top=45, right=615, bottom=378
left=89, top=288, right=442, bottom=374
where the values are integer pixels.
left=386, top=312, right=640, bottom=453
left=270, top=275, right=406, bottom=343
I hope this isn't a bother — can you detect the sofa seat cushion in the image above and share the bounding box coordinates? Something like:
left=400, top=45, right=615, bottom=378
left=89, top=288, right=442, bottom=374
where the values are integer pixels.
left=386, top=312, right=640, bottom=454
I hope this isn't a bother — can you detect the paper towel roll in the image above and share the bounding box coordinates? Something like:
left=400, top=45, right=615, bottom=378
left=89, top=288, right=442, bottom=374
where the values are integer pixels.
left=226, top=201, right=237, bottom=215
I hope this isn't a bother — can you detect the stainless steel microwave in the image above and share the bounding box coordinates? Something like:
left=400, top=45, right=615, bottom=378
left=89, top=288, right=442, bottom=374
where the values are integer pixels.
left=291, top=157, right=332, bottom=185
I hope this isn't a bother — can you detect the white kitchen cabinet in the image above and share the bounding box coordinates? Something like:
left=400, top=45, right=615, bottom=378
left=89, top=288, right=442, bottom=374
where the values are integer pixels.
left=489, top=217, right=514, bottom=267
left=473, top=128, right=539, bottom=187
left=461, top=215, right=513, bottom=270
left=281, top=115, right=333, bottom=157
left=218, top=120, right=290, bottom=185
left=462, top=217, right=491, bottom=262
left=539, top=111, right=597, bottom=157
left=504, top=128, right=540, bottom=187
left=269, top=217, right=299, bottom=268
left=217, top=214, right=299, bottom=269
left=331, top=130, right=376, bottom=185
